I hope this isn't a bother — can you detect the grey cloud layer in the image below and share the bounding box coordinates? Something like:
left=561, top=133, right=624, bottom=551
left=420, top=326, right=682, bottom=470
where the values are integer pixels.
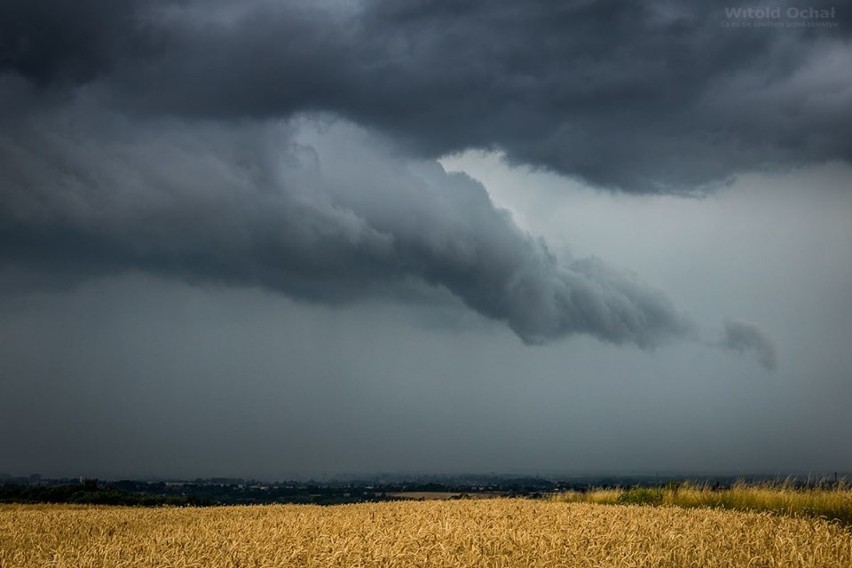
left=2, top=0, right=809, bottom=351
left=0, top=94, right=690, bottom=346
left=4, top=0, right=849, bottom=193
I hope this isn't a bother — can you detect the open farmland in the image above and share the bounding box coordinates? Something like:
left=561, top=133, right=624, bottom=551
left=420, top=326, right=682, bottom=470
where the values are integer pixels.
left=553, top=482, right=852, bottom=524
left=2, top=500, right=851, bottom=568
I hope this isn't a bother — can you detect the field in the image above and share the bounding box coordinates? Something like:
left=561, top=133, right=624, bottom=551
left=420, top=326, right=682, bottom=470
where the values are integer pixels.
left=3, top=499, right=852, bottom=568
left=387, top=492, right=463, bottom=500
left=553, top=481, right=852, bottom=524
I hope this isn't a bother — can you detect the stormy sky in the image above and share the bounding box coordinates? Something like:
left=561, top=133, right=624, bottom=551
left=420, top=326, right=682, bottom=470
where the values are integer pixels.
left=1, top=0, right=851, bottom=479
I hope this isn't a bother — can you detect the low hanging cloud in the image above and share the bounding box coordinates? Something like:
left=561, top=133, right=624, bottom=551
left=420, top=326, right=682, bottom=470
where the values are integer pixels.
left=721, top=320, right=779, bottom=371
left=2, top=0, right=850, bottom=194
left=0, top=93, right=692, bottom=348
left=5, top=0, right=821, bottom=349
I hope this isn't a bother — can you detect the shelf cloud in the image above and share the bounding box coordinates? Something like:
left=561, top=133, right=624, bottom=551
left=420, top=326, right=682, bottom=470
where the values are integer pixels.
left=0, top=100, right=691, bottom=347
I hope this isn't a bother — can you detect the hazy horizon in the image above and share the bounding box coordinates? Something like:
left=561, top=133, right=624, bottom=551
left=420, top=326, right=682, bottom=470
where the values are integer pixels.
left=8, top=468, right=852, bottom=484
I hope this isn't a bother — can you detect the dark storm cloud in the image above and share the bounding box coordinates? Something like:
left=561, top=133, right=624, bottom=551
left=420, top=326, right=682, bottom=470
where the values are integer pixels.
left=721, top=320, right=778, bottom=371
left=0, top=96, right=691, bottom=347
left=5, top=0, right=849, bottom=193
left=0, top=0, right=812, bottom=348
left=0, top=0, right=149, bottom=86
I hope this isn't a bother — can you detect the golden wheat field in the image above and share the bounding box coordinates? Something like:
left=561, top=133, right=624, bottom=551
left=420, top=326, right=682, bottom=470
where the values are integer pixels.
left=2, top=500, right=851, bottom=568
left=553, top=483, right=852, bottom=524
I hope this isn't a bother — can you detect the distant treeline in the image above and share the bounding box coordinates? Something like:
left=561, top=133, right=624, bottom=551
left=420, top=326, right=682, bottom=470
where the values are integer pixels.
left=0, top=480, right=216, bottom=507
left=0, top=477, right=560, bottom=507
left=2, top=474, right=847, bottom=507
